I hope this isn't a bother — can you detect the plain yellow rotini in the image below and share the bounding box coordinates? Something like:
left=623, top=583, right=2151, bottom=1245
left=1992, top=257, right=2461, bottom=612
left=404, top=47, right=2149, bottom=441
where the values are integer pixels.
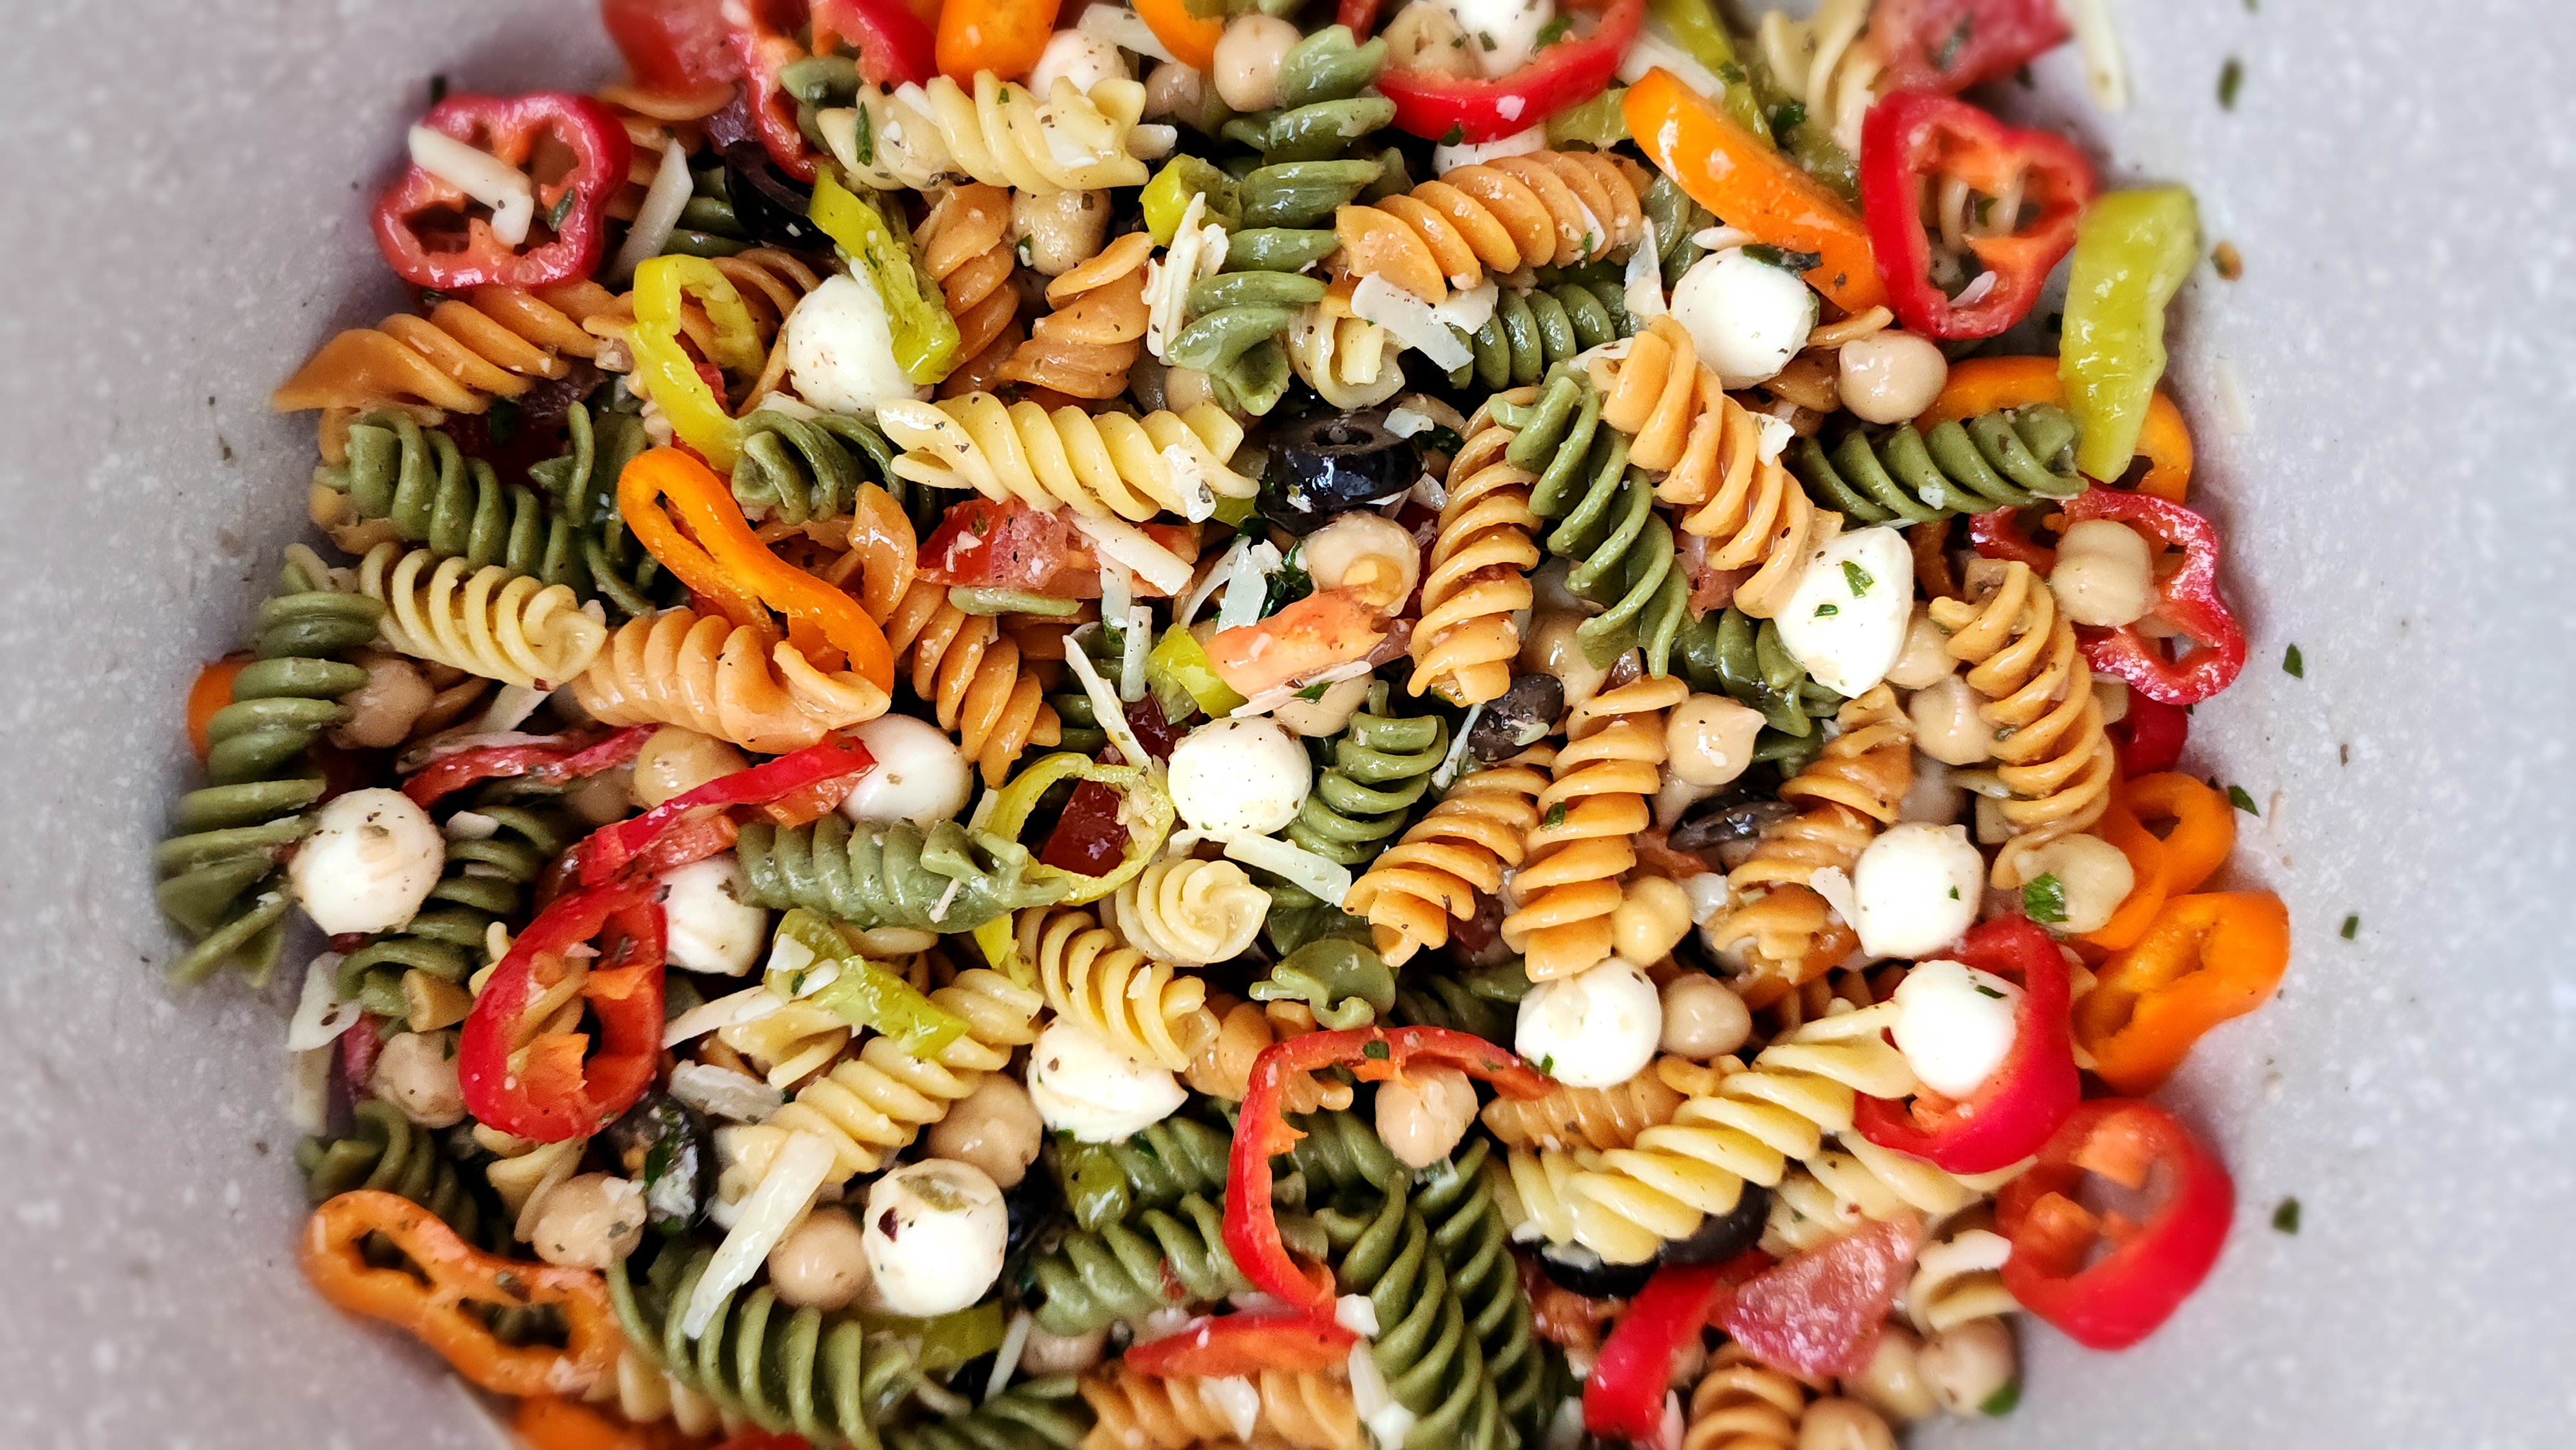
left=1755, top=0, right=1886, bottom=155
left=1410, top=392, right=1541, bottom=708
left=1105, top=856, right=1268, bottom=968
left=1079, top=1362, right=1359, bottom=1450
left=1335, top=149, right=1649, bottom=300
left=269, top=281, right=616, bottom=420
left=1503, top=676, right=1690, bottom=981
left=1684, top=1342, right=1810, bottom=1450
left=877, top=392, right=1255, bottom=524
left=600, top=1344, right=724, bottom=1440
left=1931, top=560, right=2116, bottom=884
left=1342, top=748, right=1551, bottom=968
left=880, top=580, right=1063, bottom=787
left=1283, top=290, right=1403, bottom=411
left=1761, top=1140, right=1998, bottom=1257
left=1184, top=993, right=1352, bottom=1115
left=919, top=183, right=1023, bottom=391
left=1018, top=905, right=1217, bottom=1071
left=822, top=75, right=1153, bottom=196
left=341, top=541, right=606, bottom=690
left=1902, top=1216, right=2022, bottom=1335
left=1588, top=317, right=1824, bottom=619
left=716, top=997, right=850, bottom=1090
left=1004, top=231, right=1153, bottom=400
left=1481, top=1056, right=1687, bottom=1153
left=573, top=607, right=890, bottom=755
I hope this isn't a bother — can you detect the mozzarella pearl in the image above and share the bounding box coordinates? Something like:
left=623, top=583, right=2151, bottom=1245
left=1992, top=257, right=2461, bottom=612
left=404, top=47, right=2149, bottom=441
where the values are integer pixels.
left=660, top=853, right=768, bottom=976
left=1776, top=526, right=1914, bottom=698
left=786, top=274, right=930, bottom=416
left=1851, top=822, right=1983, bottom=960
left=1515, top=957, right=1661, bottom=1089
left=289, top=788, right=444, bottom=936
left=1432, top=124, right=1548, bottom=176
left=1028, top=29, right=1129, bottom=100
left=1890, top=957, right=2024, bottom=1099
left=1431, top=0, right=1559, bottom=79
left=1027, top=1019, right=1188, bottom=1141
left=839, top=715, right=973, bottom=829
left=860, top=1160, right=1008, bottom=1318
left=1274, top=672, right=1374, bottom=737
left=1168, top=717, right=1311, bottom=835
left=1667, top=249, right=1820, bottom=389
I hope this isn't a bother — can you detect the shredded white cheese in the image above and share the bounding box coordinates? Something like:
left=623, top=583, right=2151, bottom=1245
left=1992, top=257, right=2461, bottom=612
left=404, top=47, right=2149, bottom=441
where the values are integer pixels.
left=1430, top=279, right=1501, bottom=337
left=1065, top=624, right=1157, bottom=769
left=471, top=683, right=551, bottom=734
left=1809, top=865, right=1859, bottom=927
left=1205, top=1377, right=1263, bottom=1441
left=1681, top=872, right=1730, bottom=925
left=662, top=983, right=785, bottom=1047
left=1145, top=193, right=1224, bottom=363
left=1619, top=20, right=1728, bottom=97
left=408, top=125, right=536, bottom=247
left=611, top=138, right=693, bottom=284
left=1099, top=558, right=1133, bottom=623
left=1348, top=1341, right=1419, bottom=1448
left=1177, top=537, right=1248, bottom=628
left=442, top=811, right=499, bottom=842
left=669, top=1062, right=786, bottom=1123
left=1692, top=225, right=1759, bottom=251
left=2063, top=0, right=2131, bottom=109
left=1350, top=276, right=1475, bottom=371
left=1068, top=512, right=1195, bottom=594
left=1228, top=655, right=1378, bottom=719
left=1624, top=219, right=1667, bottom=323
left=929, top=874, right=965, bottom=923
left=1077, top=2, right=1176, bottom=61
left=286, top=1046, right=334, bottom=1135
left=1212, top=540, right=1284, bottom=633
left=286, top=953, right=361, bottom=1051
left=1220, top=829, right=1353, bottom=907
left=989, top=1312, right=1036, bottom=1403
left=1336, top=1294, right=1381, bottom=1337
left=1121, top=604, right=1152, bottom=702
left=1431, top=703, right=1482, bottom=789
left=1383, top=405, right=1432, bottom=438
left=683, top=1130, right=835, bottom=1339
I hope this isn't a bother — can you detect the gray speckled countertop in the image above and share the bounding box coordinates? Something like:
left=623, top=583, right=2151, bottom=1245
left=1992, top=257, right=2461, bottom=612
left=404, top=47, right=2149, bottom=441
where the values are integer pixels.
left=1, top=1, right=2570, bottom=1446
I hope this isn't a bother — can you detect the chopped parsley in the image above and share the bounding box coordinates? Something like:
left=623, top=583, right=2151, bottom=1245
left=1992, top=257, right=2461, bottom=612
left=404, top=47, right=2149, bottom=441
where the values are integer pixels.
left=1841, top=560, right=1875, bottom=596
left=1533, top=15, right=1571, bottom=47
left=1477, top=29, right=1497, bottom=50
left=2219, top=57, right=2245, bottom=109
left=1264, top=546, right=1313, bottom=615
left=2227, top=784, right=2260, bottom=815
left=1718, top=62, right=1747, bottom=84
left=851, top=104, right=874, bottom=165
left=1441, top=124, right=1466, bottom=146
left=1769, top=100, right=1808, bottom=135
left=2282, top=643, right=2304, bottom=677
left=2340, top=914, right=2359, bottom=940
left=1362, top=1040, right=1390, bottom=1060
left=1295, top=681, right=1331, bottom=701
left=1813, top=602, right=1839, bottom=618
left=1934, top=14, right=1975, bottom=71
left=547, top=187, right=576, bottom=231
left=1948, top=887, right=1960, bottom=900
left=2271, top=1197, right=2301, bottom=1234
left=1537, top=1054, right=1557, bottom=1076
left=1743, top=243, right=1824, bottom=273
left=1973, top=983, right=2007, bottom=1000
left=2022, top=873, right=2067, bottom=924
left=1542, top=802, right=1569, bottom=829
left=1980, top=1382, right=2022, bottom=1417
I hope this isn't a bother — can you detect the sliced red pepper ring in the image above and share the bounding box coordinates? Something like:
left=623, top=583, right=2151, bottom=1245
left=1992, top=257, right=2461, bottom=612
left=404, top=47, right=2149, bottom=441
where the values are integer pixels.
left=1967, top=505, right=2058, bottom=571
left=458, top=879, right=667, bottom=1142
left=1874, top=0, right=2072, bottom=96
left=2058, top=489, right=2248, bottom=705
left=373, top=91, right=631, bottom=292
left=1584, top=1250, right=1771, bottom=1447
left=2109, top=694, right=2190, bottom=777
left=1347, top=0, right=1644, bottom=144
left=2076, top=891, right=2290, bottom=1096
left=733, top=0, right=935, bottom=180
left=1853, top=916, right=2079, bottom=1174
left=1859, top=92, right=2096, bottom=340
left=1996, top=1098, right=2234, bottom=1350
left=401, top=726, right=657, bottom=809
left=1121, top=1310, right=1358, bottom=1379
left=1227, top=1027, right=1553, bottom=1317
left=579, top=733, right=873, bottom=886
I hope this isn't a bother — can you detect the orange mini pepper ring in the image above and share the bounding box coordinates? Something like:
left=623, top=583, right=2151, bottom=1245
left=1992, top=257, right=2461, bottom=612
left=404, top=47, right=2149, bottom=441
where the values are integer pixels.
left=1924, top=355, right=2193, bottom=502
left=2076, top=891, right=2291, bottom=1095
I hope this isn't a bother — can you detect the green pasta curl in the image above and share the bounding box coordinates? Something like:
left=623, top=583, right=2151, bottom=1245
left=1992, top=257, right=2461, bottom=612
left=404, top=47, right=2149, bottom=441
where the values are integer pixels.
left=1390, top=974, right=1518, bottom=1044
left=1283, top=683, right=1448, bottom=865
left=1276, top=1107, right=1409, bottom=1200
left=1049, top=1116, right=1234, bottom=1231
left=1674, top=607, right=1844, bottom=771
left=1791, top=404, right=2085, bottom=525
left=335, top=802, right=578, bottom=1022
left=1252, top=938, right=1399, bottom=1030
left=1028, top=1193, right=1324, bottom=1337
left=662, top=156, right=754, bottom=258
left=1219, top=26, right=1394, bottom=164
left=1643, top=173, right=1717, bottom=290
left=884, top=1377, right=1093, bottom=1450
left=732, top=410, right=905, bottom=529
left=323, top=411, right=589, bottom=591
left=524, top=399, right=683, bottom=620
left=1500, top=366, right=1688, bottom=675
left=296, top=1100, right=490, bottom=1246
left=1416, top=1139, right=1545, bottom=1438
left=736, top=816, right=1068, bottom=934
left=1449, top=280, right=1631, bottom=391
left=1325, top=1178, right=1512, bottom=1450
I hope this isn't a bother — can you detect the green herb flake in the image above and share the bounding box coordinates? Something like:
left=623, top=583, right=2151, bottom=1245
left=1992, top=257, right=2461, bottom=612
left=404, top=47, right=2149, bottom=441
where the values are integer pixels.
left=1533, top=15, right=1571, bottom=47
left=547, top=187, right=576, bottom=231
left=1361, top=1040, right=1390, bottom=1060
left=1538, top=1054, right=1557, bottom=1076
left=2219, top=57, right=2245, bottom=109
left=1477, top=29, right=1497, bottom=50
left=1543, top=802, right=1569, bottom=829
left=1718, top=62, right=1747, bottom=84
left=2283, top=643, right=2304, bottom=677
left=1948, top=887, right=1960, bottom=900
left=1743, top=242, right=1824, bottom=273
left=1813, top=602, right=1839, bottom=619
left=2271, top=1196, right=2301, bottom=1234
left=1841, top=560, right=1875, bottom=596
left=2228, top=784, right=2260, bottom=816
left=1769, top=100, right=1808, bottom=135
left=1441, top=124, right=1466, bottom=147
left=2340, top=914, right=2359, bottom=940
left=1981, top=1382, right=2022, bottom=1417
left=1296, top=681, right=1331, bottom=701
left=965, top=510, right=992, bottom=537
left=1935, top=14, right=1975, bottom=71
left=851, top=103, right=874, bottom=165
left=2023, top=873, right=2068, bottom=924
left=642, top=1137, right=675, bottom=1190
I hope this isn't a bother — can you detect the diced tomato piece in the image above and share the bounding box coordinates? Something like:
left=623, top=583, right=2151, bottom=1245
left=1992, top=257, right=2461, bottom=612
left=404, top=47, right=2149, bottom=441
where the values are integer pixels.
left=1874, top=0, right=2070, bottom=95
left=916, top=498, right=1099, bottom=596
left=1203, top=587, right=1387, bottom=698
left=1716, top=1216, right=1926, bottom=1379
left=602, top=0, right=742, bottom=93
left=1124, top=692, right=1186, bottom=762
left=1039, top=778, right=1132, bottom=878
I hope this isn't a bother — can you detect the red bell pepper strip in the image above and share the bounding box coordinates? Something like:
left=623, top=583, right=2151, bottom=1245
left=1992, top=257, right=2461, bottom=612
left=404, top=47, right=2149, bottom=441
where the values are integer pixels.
left=372, top=92, right=630, bottom=291
left=1872, top=0, right=2070, bottom=95
left=1859, top=92, right=2096, bottom=339
left=1346, top=0, right=1645, bottom=145
left=1853, top=916, right=2079, bottom=1174
left=1716, top=1216, right=1925, bottom=1379
left=1227, top=1026, right=1553, bottom=1317
left=2057, top=489, right=2247, bottom=705
left=459, top=880, right=668, bottom=1142
left=2109, top=694, right=2189, bottom=777
left=579, top=734, right=873, bottom=886
left=733, top=0, right=936, bottom=181
left=1996, top=1098, right=2233, bottom=1350
left=1966, top=505, right=2056, bottom=570
left=1121, top=1310, right=1358, bottom=1379
left=401, top=726, right=657, bottom=809
left=1584, top=1250, right=1771, bottom=1448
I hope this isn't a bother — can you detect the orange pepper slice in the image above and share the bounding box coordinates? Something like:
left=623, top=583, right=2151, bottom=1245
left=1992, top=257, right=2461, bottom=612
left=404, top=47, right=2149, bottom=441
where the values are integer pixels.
left=1623, top=68, right=1885, bottom=314
left=299, top=1190, right=620, bottom=1397
left=511, top=1395, right=667, bottom=1450
left=1922, top=355, right=2193, bottom=502
left=2123, top=772, right=2234, bottom=896
left=619, top=447, right=895, bottom=693
left=2077, top=782, right=2168, bottom=955
left=938, top=0, right=1065, bottom=80
left=2075, top=891, right=2291, bottom=1095
left=1131, top=0, right=1222, bottom=70
left=184, top=654, right=251, bottom=762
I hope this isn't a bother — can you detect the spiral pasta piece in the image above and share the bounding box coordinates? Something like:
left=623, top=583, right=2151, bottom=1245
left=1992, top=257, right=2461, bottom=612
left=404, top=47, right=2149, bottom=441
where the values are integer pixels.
left=878, top=392, right=1255, bottom=524
left=1079, top=1364, right=1359, bottom=1450
left=1503, top=676, right=1689, bottom=981
left=317, top=412, right=604, bottom=605
left=1186, top=995, right=1355, bottom=1115
left=270, top=281, right=616, bottom=419
left=1287, top=684, right=1448, bottom=866
left=1931, top=561, right=2117, bottom=883
left=1903, top=1219, right=2022, bottom=1335
left=1683, top=1342, right=1809, bottom=1450
left=348, top=541, right=606, bottom=689
left=574, top=608, right=884, bottom=752
left=718, top=997, right=853, bottom=1090
left=731, top=411, right=901, bottom=529
left=1336, top=149, right=1649, bottom=300
left=1343, top=749, right=1550, bottom=968
left=1052, top=1116, right=1233, bottom=1230
left=1792, top=404, right=2084, bottom=525
left=1287, top=289, right=1405, bottom=411
left=919, top=182, right=1023, bottom=385
left=825, top=75, right=1154, bottom=196
left=1480, top=1056, right=1688, bottom=1153
left=1005, top=231, right=1153, bottom=400
left=1106, top=856, right=1268, bottom=968
left=1411, top=396, right=1542, bottom=707
left=1416, top=1140, right=1545, bottom=1438
left=296, top=1100, right=489, bottom=1246
left=336, top=804, right=574, bottom=1013
left=1019, top=905, right=1218, bottom=1071
left=1760, top=1136, right=1996, bottom=1256
left=1450, top=279, right=1631, bottom=391
left=1028, top=1192, right=1270, bottom=1336
left=887, top=1377, right=1094, bottom=1450
left=878, top=581, right=1062, bottom=787
left=1587, top=317, right=1823, bottom=618
left=1673, top=606, right=1844, bottom=771
left=737, top=816, right=1068, bottom=932
left=1325, top=1175, right=1508, bottom=1450
left=1754, top=0, right=1885, bottom=155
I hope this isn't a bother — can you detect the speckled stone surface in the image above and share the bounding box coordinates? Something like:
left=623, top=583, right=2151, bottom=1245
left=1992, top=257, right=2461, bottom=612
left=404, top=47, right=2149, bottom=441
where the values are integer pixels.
left=0, top=1, right=2569, bottom=1445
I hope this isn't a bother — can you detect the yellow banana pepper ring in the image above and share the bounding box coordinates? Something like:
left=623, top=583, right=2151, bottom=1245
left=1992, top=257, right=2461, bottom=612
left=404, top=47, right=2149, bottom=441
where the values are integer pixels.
left=984, top=751, right=1175, bottom=904
left=629, top=254, right=764, bottom=469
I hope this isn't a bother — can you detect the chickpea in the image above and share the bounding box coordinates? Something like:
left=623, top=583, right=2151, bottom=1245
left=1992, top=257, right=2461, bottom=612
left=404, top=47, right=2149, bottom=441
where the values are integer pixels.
left=1275, top=672, right=1374, bottom=737
left=1380, top=2, right=1475, bottom=78
left=632, top=726, right=747, bottom=808
left=1166, top=364, right=1217, bottom=413
left=1799, top=1396, right=1899, bottom=1450
left=1908, top=674, right=1993, bottom=766
left=1836, top=332, right=1949, bottom=425
left=2092, top=674, right=2131, bottom=726
left=332, top=652, right=436, bottom=750
left=1300, top=512, right=1421, bottom=612
left=1011, top=189, right=1112, bottom=277
left=1665, top=694, right=1765, bottom=787
left=923, top=1075, right=1045, bottom=1189
left=768, top=1206, right=873, bottom=1310
left=1019, top=1323, right=1111, bottom=1376
left=1885, top=607, right=1955, bottom=691
left=1920, top=1317, right=2018, bottom=1416
left=530, top=1174, right=646, bottom=1270
left=1375, top=1064, right=1479, bottom=1169
left=1520, top=612, right=1609, bottom=710
left=2050, top=519, right=2157, bottom=627
left=2015, top=833, right=2136, bottom=934
left=1612, top=876, right=1693, bottom=965
left=1213, top=14, right=1300, bottom=112
left=1142, top=61, right=1216, bottom=131
left=1658, top=972, right=1751, bottom=1060
left=372, top=1031, right=466, bottom=1128
left=1846, top=1323, right=1938, bottom=1423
